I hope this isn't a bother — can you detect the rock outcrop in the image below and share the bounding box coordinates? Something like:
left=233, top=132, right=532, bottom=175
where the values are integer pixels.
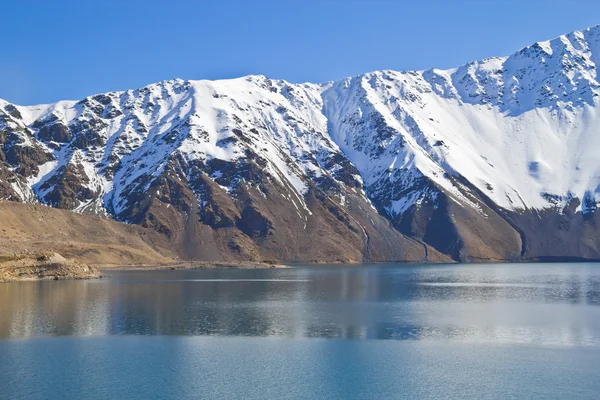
left=0, top=252, right=103, bottom=282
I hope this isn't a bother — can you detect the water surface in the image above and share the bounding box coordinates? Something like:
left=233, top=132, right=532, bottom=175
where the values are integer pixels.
left=1, top=263, right=599, bottom=399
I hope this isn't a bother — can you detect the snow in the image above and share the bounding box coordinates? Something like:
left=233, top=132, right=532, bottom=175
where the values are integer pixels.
left=28, top=160, right=58, bottom=186
left=321, top=25, right=600, bottom=215
left=10, top=180, right=35, bottom=202
left=3, top=24, right=600, bottom=217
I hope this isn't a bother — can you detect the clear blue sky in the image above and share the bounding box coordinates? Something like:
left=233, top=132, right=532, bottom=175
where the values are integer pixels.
left=3, top=0, right=600, bottom=105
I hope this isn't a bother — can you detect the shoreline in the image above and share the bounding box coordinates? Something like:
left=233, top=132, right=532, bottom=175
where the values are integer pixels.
left=98, top=261, right=289, bottom=271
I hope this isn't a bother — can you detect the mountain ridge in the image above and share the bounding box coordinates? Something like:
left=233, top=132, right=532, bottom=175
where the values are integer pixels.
left=2, top=24, right=600, bottom=262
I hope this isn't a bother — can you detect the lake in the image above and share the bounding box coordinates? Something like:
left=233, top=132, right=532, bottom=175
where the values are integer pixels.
left=0, top=263, right=599, bottom=399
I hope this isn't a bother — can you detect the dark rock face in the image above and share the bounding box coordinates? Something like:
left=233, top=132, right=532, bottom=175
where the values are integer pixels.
left=4, top=141, right=53, bottom=177
left=71, top=118, right=107, bottom=149
left=237, top=206, right=272, bottom=238
left=38, top=164, right=97, bottom=209
left=377, top=171, right=600, bottom=262
left=3, top=104, right=22, bottom=120
left=500, top=204, right=600, bottom=261
left=394, top=193, right=463, bottom=259
left=37, top=121, right=72, bottom=143
left=382, top=176, right=523, bottom=262
left=321, top=153, right=362, bottom=188
left=0, top=114, right=53, bottom=178
left=0, top=164, right=24, bottom=200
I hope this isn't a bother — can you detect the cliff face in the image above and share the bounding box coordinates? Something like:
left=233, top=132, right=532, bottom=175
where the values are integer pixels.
left=2, top=26, right=600, bottom=262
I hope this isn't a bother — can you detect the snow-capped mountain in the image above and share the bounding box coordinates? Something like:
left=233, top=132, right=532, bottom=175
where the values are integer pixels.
left=2, top=25, right=600, bottom=262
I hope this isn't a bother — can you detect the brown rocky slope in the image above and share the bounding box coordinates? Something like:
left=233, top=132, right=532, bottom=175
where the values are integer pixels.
left=0, top=201, right=174, bottom=266
left=0, top=194, right=451, bottom=266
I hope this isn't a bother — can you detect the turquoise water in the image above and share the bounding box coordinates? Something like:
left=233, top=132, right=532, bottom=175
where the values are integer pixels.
left=1, top=263, right=599, bottom=399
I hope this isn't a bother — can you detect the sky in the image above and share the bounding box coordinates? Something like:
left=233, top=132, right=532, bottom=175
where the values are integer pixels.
left=2, top=0, right=600, bottom=105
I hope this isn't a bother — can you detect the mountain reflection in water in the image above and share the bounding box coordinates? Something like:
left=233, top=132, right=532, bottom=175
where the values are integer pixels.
left=0, top=264, right=599, bottom=345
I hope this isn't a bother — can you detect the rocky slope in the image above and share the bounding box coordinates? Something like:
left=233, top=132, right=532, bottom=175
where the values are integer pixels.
left=0, top=202, right=174, bottom=265
left=2, top=25, right=600, bottom=262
